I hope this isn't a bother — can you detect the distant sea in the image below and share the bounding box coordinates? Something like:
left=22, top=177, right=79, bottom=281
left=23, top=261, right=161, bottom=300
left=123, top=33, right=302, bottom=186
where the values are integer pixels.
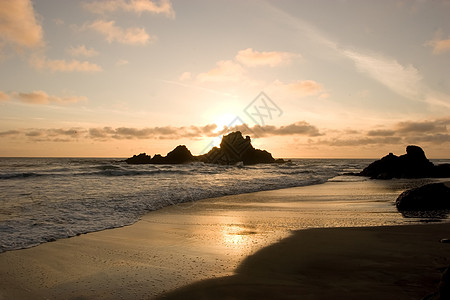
left=0, top=157, right=448, bottom=253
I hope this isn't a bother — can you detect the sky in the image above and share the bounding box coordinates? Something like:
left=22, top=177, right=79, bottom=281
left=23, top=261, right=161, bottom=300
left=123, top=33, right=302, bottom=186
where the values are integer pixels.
left=0, top=0, right=450, bottom=158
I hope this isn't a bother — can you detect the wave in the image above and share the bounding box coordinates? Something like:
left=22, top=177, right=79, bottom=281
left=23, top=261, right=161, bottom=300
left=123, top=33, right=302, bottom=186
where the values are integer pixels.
left=0, top=172, right=42, bottom=179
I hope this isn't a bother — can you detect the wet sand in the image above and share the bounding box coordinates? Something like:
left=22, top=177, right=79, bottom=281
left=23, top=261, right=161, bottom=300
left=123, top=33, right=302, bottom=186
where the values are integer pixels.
left=0, top=179, right=448, bottom=299
left=160, top=224, right=450, bottom=300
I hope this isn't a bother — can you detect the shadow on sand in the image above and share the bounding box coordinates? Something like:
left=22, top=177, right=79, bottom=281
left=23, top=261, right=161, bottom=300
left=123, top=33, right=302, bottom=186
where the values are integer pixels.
left=157, top=224, right=450, bottom=300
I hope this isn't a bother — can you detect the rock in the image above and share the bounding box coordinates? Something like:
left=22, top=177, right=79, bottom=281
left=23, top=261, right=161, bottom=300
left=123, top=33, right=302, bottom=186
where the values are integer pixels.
left=150, top=154, right=166, bottom=164
left=148, top=146, right=195, bottom=164
left=359, top=145, right=446, bottom=179
left=199, top=131, right=276, bottom=165
left=395, top=182, right=450, bottom=211
left=164, top=145, right=195, bottom=164
left=126, top=131, right=281, bottom=165
left=125, top=153, right=152, bottom=164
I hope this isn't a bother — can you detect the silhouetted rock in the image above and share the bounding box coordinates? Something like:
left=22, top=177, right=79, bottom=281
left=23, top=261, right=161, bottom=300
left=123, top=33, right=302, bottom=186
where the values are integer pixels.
left=395, top=182, right=450, bottom=211
left=146, top=146, right=195, bottom=164
left=150, top=154, right=166, bottom=164
left=198, top=131, right=276, bottom=165
left=126, top=131, right=282, bottom=165
left=125, top=153, right=152, bottom=164
left=359, top=145, right=449, bottom=179
left=435, top=164, right=450, bottom=178
left=164, top=145, right=195, bottom=164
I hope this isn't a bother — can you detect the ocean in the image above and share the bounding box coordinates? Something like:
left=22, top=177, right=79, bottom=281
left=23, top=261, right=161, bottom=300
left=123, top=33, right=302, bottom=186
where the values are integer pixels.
left=0, top=157, right=448, bottom=253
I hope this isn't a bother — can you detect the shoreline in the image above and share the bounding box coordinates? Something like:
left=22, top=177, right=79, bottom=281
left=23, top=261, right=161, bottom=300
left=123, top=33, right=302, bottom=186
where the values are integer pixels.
left=1, top=179, right=449, bottom=299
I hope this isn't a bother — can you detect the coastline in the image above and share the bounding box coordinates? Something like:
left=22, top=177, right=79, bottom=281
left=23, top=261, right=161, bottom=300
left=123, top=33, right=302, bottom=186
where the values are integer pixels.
left=1, top=179, right=449, bottom=299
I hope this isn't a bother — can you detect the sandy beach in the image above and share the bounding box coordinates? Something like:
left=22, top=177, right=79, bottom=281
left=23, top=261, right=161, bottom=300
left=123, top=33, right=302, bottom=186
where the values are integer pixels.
left=1, top=179, right=449, bottom=299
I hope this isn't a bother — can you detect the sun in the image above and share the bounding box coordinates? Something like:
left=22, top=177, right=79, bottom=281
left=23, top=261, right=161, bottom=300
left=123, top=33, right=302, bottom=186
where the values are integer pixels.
left=212, top=113, right=245, bottom=133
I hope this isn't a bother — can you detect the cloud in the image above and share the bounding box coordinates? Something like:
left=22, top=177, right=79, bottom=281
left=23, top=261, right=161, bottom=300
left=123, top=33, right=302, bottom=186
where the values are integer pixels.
left=311, top=117, right=450, bottom=148
left=179, top=71, right=191, bottom=81
left=12, top=90, right=87, bottom=105
left=235, top=48, right=299, bottom=67
left=272, top=79, right=325, bottom=97
left=367, top=129, right=396, bottom=137
left=395, top=119, right=450, bottom=133
left=425, top=32, right=450, bottom=54
left=216, top=121, right=322, bottom=138
left=0, top=130, right=21, bottom=137
left=0, top=0, right=43, bottom=52
left=3, top=121, right=323, bottom=143
left=316, top=136, right=403, bottom=147
left=196, top=60, right=246, bottom=83
left=30, top=55, right=102, bottom=72
left=83, top=0, right=175, bottom=18
left=88, top=124, right=220, bottom=140
left=67, top=45, right=99, bottom=57
left=426, top=38, right=450, bottom=54
left=0, top=91, right=10, bottom=102
left=342, top=50, right=422, bottom=100
left=116, top=59, right=129, bottom=66
left=86, top=20, right=154, bottom=45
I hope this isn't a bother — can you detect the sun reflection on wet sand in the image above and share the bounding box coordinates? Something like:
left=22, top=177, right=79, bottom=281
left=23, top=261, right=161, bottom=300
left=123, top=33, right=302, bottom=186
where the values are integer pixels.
left=221, top=224, right=258, bottom=247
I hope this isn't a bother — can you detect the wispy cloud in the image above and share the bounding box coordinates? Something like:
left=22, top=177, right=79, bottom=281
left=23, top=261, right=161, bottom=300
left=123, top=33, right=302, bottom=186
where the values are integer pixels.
left=67, top=45, right=99, bottom=57
left=264, top=3, right=448, bottom=106
left=312, top=117, right=450, bottom=147
left=30, top=55, right=103, bottom=72
left=189, top=48, right=300, bottom=84
left=235, top=48, right=299, bottom=67
left=196, top=60, right=246, bottom=83
left=0, top=91, right=10, bottom=102
left=116, top=59, right=129, bottom=66
left=342, top=49, right=422, bottom=100
left=5, top=90, right=88, bottom=105
left=425, top=31, right=450, bottom=54
left=271, top=79, right=325, bottom=98
left=83, top=0, right=175, bottom=18
left=220, top=122, right=322, bottom=138
left=86, top=20, right=154, bottom=45
left=2, top=121, right=323, bottom=143
left=0, top=0, right=43, bottom=53
left=179, top=71, right=191, bottom=81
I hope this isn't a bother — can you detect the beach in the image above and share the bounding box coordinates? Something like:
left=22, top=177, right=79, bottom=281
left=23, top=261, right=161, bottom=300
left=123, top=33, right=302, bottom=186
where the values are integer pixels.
left=1, top=179, right=449, bottom=299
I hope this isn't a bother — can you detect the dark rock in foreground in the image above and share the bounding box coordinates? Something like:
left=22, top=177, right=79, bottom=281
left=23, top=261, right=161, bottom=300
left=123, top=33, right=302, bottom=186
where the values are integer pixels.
left=359, top=145, right=450, bottom=179
left=396, top=182, right=450, bottom=211
left=126, top=131, right=282, bottom=165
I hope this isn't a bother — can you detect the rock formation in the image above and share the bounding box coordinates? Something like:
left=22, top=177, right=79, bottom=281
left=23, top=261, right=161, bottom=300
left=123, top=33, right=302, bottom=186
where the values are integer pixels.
left=358, top=145, right=450, bottom=179
left=395, top=182, right=450, bottom=211
left=125, top=153, right=152, bottom=164
left=197, top=131, right=275, bottom=165
left=125, top=131, right=281, bottom=165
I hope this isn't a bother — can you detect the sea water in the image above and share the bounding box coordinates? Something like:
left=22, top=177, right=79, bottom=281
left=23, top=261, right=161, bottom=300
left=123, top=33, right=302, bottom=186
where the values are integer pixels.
left=0, top=158, right=447, bottom=252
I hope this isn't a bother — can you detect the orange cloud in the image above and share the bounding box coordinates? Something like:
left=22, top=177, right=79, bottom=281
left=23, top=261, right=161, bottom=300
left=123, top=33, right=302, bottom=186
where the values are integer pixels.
left=67, top=45, right=99, bottom=57
left=426, top=36, right=450, bottom=54
left=272, top=79, right=324, bottom=97
left=30, top=55, right=102, bottom=72
left=235, top=48, right=299, bottom=67
left=0, top=0, right=43, bottom=51
left=196, top=60, right=246, bottom=83
left=12, top=91, right=88, bottom=105
left=179, top=71, right=191, bottom=81
left=83, top=0, right=175, bottom=18
left=86, top=20, right=154, bottom=45
left=0, top=91, right=10, bottom=102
